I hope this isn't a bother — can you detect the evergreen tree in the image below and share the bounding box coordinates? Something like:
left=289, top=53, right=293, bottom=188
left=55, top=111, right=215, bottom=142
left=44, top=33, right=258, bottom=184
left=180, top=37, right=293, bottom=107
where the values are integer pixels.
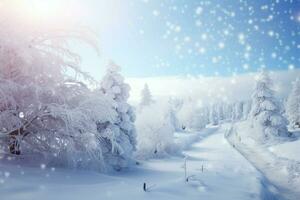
left=209, top=104, right=218, bottom=125
left=217, top=102, right=225, bottom=122
left=242, top=100, right=251, bottom=120
left=168, top=97, right=181, bottom=131
left=249, top=70, right=289, bottom=138
left=140, top=83, right=154, bottom=108
left=100, top=61, right=137, bottom=170
left=286, top=78, right=300, bottom=128
left=233, top=102, right=243, bottom=121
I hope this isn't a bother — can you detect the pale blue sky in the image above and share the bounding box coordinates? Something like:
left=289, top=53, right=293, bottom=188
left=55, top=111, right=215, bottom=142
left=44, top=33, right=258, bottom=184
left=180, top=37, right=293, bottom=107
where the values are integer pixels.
left=68, top=0, right=300, bottom=79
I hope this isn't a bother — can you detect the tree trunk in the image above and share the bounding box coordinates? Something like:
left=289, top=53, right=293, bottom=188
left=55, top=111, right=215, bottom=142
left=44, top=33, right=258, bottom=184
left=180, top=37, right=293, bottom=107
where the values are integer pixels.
left=8, top=127, right=24, bottom=155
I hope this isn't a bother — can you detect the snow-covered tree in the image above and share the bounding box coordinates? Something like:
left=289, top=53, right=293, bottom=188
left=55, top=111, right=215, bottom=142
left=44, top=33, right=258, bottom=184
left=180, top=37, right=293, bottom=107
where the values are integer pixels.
left=242, top=100, right=251, bottom=120
left=190, top=106, right=210, bottom=130
left=249, top=71, right=289, bottom=138
left=209, top=104, right=218, bottom=125
left=140, top=83, right=154, bottom=108
left=216, top=102, right=225, bottom=122
left=135, top=102, right=175, bottom=158
left=168, top=97, right=181, bottom=131
left=219, top=103, right=230, bottom=122
left=0, top=5, right=104, bottom=168
left=177, top=97, right=195, bottom=129
left=100, top=62, right=137, bottom=170
left=0, top=2, right=136, bottom=171
left=286, top=78, right=300, bottom=128
left=232, top=102, right=243, bottom=121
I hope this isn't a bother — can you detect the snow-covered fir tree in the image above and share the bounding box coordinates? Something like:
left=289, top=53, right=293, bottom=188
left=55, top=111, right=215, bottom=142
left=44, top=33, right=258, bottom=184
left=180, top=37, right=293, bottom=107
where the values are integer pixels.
left=190, top=106, right=210, bottom=130
left=140, top=83, right=154, bottom=108
left=209, top=104, right=218, bottom=125
left=168, top=97, right=181, bottom=131
left=286, top=78, right=300, bottom=128
left=216, top=103, right=225, bottom=122
left=100, top=61, right=137, bottom=170
left=232, top=102, right=243, bottom=121
left=242, top=100, right=252, bottom=120
left=249, top=70, right=290, bottom=138
left=177, top=97, right=195, bottom=129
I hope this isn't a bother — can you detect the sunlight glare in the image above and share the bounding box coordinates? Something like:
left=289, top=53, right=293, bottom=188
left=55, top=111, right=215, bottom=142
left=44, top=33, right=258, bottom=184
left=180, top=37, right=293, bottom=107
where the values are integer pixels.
left=6, top=0, right=73, bottom=26
left=30, top=0, right=61, bottom=19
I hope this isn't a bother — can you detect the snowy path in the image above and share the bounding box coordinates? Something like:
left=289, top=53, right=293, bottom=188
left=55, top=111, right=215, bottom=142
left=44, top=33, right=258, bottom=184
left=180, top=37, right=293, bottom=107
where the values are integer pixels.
left=0, top=127, right=274, bottom=200
left=226, top=124, right=300, bottom=200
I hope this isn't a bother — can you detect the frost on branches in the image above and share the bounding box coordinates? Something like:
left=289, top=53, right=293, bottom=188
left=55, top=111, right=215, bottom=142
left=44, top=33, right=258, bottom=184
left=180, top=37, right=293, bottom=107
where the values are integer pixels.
left=100, top=62, right=137, bottom=170
left=136, top=86, right=178, bottom=159
left=249, top=71, right=290, bottom=139
left=0, top=4, right=136, bottom=171
left=177, top=98, right=208, bottom=130
left=286, top=78, right=300, bottom=129
left=135, top=102, right=176, bottom=159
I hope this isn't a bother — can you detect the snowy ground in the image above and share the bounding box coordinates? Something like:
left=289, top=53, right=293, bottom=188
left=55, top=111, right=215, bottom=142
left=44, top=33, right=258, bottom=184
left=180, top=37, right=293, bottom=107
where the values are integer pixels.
left=0, top=126, right=278, bottom=200
left=269, top=140, right=300, bottom=162
left=227, top=122, right=300, bottom=200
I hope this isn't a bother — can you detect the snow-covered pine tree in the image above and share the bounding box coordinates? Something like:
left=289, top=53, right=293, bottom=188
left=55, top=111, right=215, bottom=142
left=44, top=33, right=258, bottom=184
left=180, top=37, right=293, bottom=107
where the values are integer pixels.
left=242, top=100, right=251, bottom=120
left=286, top=78, right=300, bottom=128
left=177, top=97, right=195, bottom=129
left=100, top=61, right=137, bottom=170
left=216, top=102, right=225, bottom=122
left=249, top=70, right=290, bottom=138
left=168, top=97, right=181, bottom=131
left=232, top=102, right=243, bottom=121
left=140, top=83, right=155, bottom=108
left=219, top=102, right=230, bottom=122
left=190, top=106, right=209, bottom=130
left=209, top=104, right=218, bottom=125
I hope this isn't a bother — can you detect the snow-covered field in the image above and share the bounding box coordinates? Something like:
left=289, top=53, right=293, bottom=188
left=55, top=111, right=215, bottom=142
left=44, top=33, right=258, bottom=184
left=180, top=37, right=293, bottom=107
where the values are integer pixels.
left=0, top=1, right=299, bottom=199
left=269, top=140, right=300, bottom=162
left=227, top=122, right=300, bottom=200
left=0, top=127, right=278, bottom=200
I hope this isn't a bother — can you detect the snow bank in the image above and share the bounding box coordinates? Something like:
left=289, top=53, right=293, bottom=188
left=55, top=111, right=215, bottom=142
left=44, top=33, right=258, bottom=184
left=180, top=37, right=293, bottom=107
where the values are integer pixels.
left=269, top=140, right=300, bottom=162
left=226, top=121, right=300, bottom=199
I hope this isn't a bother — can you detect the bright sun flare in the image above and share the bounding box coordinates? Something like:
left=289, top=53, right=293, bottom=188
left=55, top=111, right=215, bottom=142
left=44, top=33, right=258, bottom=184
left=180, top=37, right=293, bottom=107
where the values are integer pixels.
left=29, top=0, right=62, bottom=19
left=9, top=0, right=66, bottom=23
left=32, top=0, right=60, bottom=16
